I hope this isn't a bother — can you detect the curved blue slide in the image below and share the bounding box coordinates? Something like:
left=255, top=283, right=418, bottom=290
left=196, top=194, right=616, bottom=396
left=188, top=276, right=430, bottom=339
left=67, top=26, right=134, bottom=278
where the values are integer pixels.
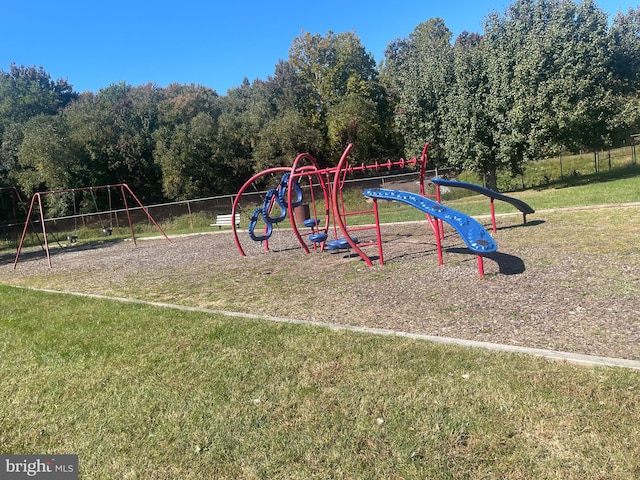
left=363, top=188, right=497, bottom=254
left=430, top=177, right=535, bottom=215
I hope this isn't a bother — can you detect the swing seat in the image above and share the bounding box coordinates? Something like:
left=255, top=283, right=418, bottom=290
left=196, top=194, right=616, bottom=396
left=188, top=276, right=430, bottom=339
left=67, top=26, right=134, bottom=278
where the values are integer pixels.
left=326, top=237, right=359, bottom=251
left=67, top=234, right=78, bottom=243
left=303, top=218, right=320, bottom=228
left=103, top=227, right=113, bottom=236
left=309, top=233, right=328, bottom=243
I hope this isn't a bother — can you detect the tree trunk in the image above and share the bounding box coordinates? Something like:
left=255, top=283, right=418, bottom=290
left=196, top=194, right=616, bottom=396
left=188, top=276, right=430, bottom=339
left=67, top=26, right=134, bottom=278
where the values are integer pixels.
left=485, top=166, right=498, bottom=192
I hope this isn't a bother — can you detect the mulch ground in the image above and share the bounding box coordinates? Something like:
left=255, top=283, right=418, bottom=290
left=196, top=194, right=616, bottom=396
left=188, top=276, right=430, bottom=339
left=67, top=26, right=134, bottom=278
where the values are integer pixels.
left=2, top=205, right=639, bottom=361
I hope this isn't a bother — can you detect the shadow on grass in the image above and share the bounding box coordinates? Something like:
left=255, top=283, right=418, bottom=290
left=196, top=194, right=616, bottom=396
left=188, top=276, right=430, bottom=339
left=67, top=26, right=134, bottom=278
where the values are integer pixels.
left=532, top=164, right=640, bottom=191
left=495, top=219, right=545, bottom=232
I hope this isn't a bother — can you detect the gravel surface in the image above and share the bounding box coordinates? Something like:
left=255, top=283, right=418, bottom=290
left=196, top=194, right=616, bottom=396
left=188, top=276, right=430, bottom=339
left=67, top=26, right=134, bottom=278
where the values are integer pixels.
left=2, top=206, right=639, bottom=361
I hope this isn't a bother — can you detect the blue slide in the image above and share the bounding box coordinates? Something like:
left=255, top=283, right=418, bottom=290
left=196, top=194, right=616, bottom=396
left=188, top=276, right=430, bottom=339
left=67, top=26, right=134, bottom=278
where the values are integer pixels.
left=363, top=188, right=497, bottom=254
left=430, top=178, right=535, bottom=215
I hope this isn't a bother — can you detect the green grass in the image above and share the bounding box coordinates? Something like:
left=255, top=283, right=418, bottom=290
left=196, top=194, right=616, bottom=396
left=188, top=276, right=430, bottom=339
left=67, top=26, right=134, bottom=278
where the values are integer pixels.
left=373, top=164, right=639, bottom=221
left=509, top=148, right=636, bottom=190
left=2, top=158, right=640, bottom=478
left=1, top=286, right=639, bottom=479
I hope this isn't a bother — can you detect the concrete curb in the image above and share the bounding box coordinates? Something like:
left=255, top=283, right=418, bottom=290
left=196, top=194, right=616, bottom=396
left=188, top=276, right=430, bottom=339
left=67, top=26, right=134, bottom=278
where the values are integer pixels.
left=14, top=286, right=640, bottom=371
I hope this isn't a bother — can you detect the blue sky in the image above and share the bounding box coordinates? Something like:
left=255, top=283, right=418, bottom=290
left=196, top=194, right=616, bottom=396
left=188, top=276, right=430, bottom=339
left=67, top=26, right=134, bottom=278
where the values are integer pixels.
left=1, top=0, right=636, bottom=95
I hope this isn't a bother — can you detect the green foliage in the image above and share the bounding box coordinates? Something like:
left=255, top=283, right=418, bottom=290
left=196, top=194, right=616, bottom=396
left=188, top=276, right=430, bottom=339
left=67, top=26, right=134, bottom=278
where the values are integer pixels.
left=383, top=0, right=638, bottom=191
left=611, top=7, right=640, bottom=93
left=0, top=65, right=77, bottom=187
left=383, top=18, right=453, bottom=161
left=288, top=30, right=401, bottom=163
left=14, top=115, right=71, bottom=194
left=252, top=109, right=323, bottom=171
left=0, top=64, right=75, bottom=127
left=152, top=84, right=224, bottom=200
left=444, top=32, right=494, bottom=175
left=469, top=0, right=619, bottom=187
left=609, top=7, right=640, bottom=140
left=1, top=0, right=639, bottom=205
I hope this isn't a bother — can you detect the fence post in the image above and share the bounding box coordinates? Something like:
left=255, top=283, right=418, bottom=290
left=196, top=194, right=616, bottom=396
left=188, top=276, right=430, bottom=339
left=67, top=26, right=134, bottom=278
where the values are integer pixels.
left=559, top=153, right=563, bottom=179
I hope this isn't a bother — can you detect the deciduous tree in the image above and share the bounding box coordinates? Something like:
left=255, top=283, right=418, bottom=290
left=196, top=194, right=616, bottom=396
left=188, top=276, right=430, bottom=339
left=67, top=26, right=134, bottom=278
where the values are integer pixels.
left=383, top=18, right=453, bottom=162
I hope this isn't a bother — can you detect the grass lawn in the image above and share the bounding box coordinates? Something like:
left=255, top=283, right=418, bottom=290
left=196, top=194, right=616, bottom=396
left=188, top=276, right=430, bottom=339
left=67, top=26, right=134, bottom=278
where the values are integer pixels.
left=1, top=163, right=640, bottom=479
left=447, top=165, right=640, bottom=216
left=1, top=286, right=639, bottom=479
left=318, top=164, right=640, bottom=225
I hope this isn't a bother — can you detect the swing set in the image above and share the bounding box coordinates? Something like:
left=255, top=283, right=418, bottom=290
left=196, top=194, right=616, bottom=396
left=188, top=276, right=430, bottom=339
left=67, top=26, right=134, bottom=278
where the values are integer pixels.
left=13, top=183, right=170, bottom=268
left=65, top=187, right=113, bottom=243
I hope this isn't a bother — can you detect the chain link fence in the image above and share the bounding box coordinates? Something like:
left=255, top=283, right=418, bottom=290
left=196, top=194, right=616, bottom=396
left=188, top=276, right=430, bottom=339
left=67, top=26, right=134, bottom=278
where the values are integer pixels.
left=2, top=144, right=637, bottom=248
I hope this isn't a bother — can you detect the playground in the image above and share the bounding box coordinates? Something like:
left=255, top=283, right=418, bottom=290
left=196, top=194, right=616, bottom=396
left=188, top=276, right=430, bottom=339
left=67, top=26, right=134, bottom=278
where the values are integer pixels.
left=2, top=200, right=638, bottom=361
left=230, top=143, right=528, bottom=276
left=0, top=142, right=638, bottom=362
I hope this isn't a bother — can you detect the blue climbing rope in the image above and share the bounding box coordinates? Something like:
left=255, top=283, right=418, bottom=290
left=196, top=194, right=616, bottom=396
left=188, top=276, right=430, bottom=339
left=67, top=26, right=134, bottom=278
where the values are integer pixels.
left=248, top=207, right=273, bottom=242
left=262, top=189, right=287, bottom=224
left=278, top=173, right=303, bottom=208
left=247, top=173, right=304, bottom=242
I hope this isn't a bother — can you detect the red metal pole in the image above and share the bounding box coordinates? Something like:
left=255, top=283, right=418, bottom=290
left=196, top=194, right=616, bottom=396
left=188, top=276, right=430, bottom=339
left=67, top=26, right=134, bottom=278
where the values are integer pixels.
left=121, top=184, right=171, bottom=243
left=418, top=142, right=430, bottom=196
left=331, top=143, right=373, bottom=266
left=286, top=166, right=307, bottom=254
left=13, top=194, right=38, bottom=269
left=478, top=255, right=485, bottom=277
left=372, top=199, right=384, bottom=265
left=291, top=162, right=331, bottom=253
left=434, top=217, right=443, bottom=266
left=121, top=185, right=137, bottom=246
left=36, top=194, right=53, bottom=268
left=263, top=192, right=275, bottom=253
left=434, top=184, right=445, bottom=240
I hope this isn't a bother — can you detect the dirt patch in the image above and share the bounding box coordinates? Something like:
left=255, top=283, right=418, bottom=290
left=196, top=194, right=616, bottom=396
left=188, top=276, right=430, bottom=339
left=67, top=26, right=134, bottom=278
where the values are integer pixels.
left=2, top=207, right=639, bottom=361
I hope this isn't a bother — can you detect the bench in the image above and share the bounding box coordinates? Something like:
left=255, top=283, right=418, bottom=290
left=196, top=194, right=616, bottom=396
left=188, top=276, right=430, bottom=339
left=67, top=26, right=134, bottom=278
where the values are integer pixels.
left=210, top=213, right=240, bottom=229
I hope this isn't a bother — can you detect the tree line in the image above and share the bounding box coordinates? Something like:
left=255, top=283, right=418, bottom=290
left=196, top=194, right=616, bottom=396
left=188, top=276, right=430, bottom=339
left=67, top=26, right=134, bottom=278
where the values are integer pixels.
left=1, top=0, right=638, bottom=207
